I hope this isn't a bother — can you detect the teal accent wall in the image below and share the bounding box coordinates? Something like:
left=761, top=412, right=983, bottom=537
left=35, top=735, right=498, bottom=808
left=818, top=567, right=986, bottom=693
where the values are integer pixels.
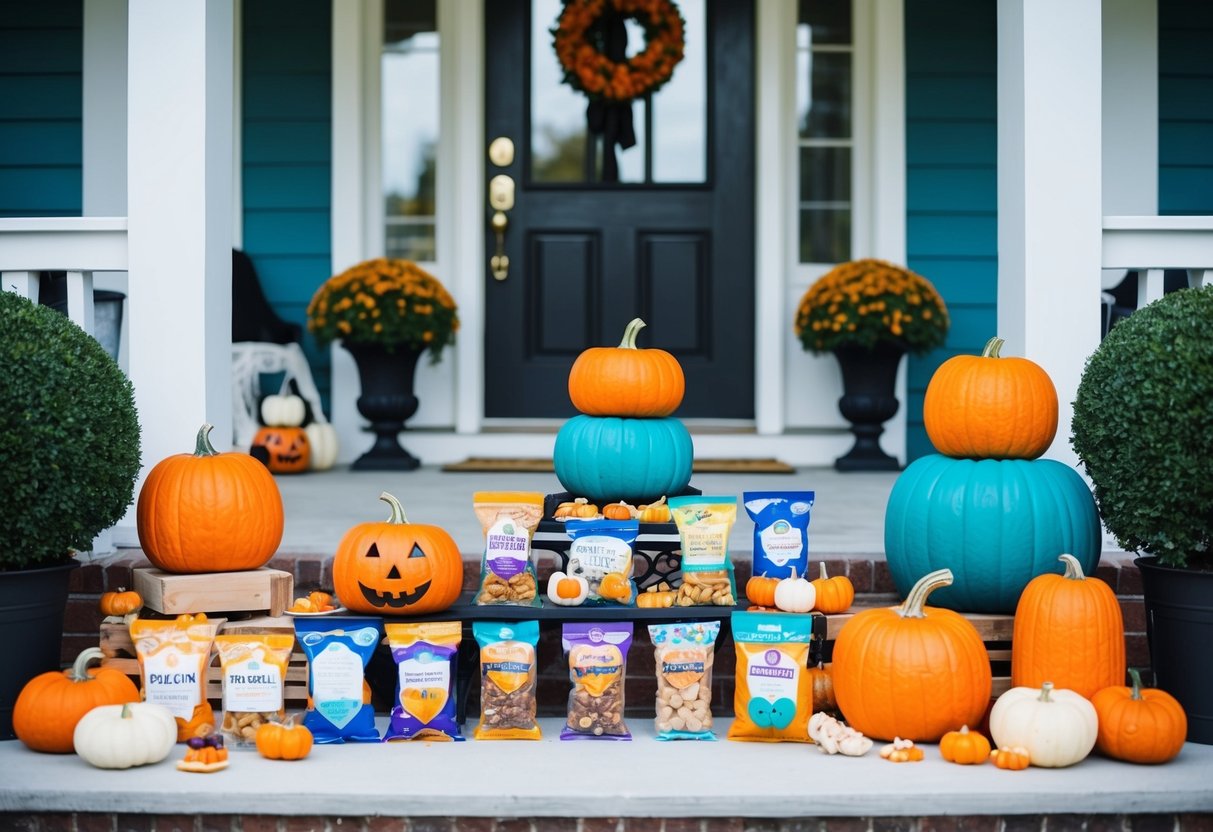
left=241, top=0, right=333, bottom=407
left=1159, top=0, right=1213, bottom=215
left=0, top=1, right=82, bottom=217
left=903, top=0, right=999, bottom=460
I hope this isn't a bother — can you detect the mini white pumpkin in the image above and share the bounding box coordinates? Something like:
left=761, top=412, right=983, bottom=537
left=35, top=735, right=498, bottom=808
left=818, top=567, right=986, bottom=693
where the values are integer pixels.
left=546, top=571, right=589, bottom=606
left=988, top=681, right=1097, bottom=768
left=261, top=393, right=306, bottom=427
left=305, top=421, right=339, bottom=470
left=73, top=702, right=177, bottom=769
left=774, top=566, right=816, bottom=613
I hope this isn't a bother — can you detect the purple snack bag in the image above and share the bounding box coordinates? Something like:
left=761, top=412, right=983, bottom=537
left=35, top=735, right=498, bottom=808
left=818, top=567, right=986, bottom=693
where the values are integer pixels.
left=383, top=621, right=463, bottom=742
left=560, top=622, right=633, bottom=740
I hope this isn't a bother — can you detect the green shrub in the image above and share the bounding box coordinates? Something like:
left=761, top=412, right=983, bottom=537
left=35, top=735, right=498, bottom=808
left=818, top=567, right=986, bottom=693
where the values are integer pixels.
left=1071, top=285, right=1213, bottom=568
left=0, top=291, right=141, bottom=569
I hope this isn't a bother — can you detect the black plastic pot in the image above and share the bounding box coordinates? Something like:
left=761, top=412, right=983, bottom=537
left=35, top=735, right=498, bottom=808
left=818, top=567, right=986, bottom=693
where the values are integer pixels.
left=0, top=560, right=78, bottom=740
left=1136, top=556, right=1213, bottom=744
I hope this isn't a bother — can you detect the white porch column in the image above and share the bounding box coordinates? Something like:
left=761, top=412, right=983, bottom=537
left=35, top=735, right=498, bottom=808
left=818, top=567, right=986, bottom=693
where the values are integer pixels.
left=126, top=1, right=234, bottom=475
left=997, top=0, right=1102, bottom=467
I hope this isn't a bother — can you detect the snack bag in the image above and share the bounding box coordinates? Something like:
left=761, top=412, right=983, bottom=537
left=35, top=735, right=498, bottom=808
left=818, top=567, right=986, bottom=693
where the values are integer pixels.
left=295, top=617, right=383, bottom=743
left=561, top=622, right=632, bottom=740
left=669, top=496, right=738, bottom=606
left=564, top=518, right=638, bottom=606
left=743, top=491, right=815, bottom=580
left=728, top=611, right=815, bottom=742
left=214, top=633, right=295, bottom=746
left=473, top=492, right=544, bottom=606
left=131, top=617, right=219, bottom=742
left=383, top=621, right=463, bottom=742
left=649, top=621, right=720, bottom=741
left=473, top=620, right=541, bottom=740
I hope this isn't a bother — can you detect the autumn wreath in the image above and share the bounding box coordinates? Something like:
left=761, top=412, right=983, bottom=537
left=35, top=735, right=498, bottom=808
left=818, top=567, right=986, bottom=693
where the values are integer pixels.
left=553, top=0, right=686, bottom=102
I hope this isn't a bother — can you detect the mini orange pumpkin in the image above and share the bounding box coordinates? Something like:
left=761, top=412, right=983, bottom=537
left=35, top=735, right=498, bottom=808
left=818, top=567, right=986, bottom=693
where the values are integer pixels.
left=808, top=662, right=837, bottom=713
left=255, top=717, right=314, bottom=760
left=811, top=561, right=854, bottom=614
left=598, top=571, right=633, bottom=603
left=332, top=492, right=463, bottom=616
left=99, top=587, right=142, bottom=617
left=253, top=425, right=311, bottom=474
left=567, top=317, right=685, bottom=417
left=991, top=746, right=1031, bottom=770
left=13, top=647, right=141, bottom=753
left=939, top=725, right=991, bottom=765
left=638, top=496, right=670, bottom=523
left=1091, top=669, right=1187, bottom=764
left=555, top=497, right=598, bottom=519
left=745, top=573, right=779, bottom=608
left=602, top=501, right=635, bottom=520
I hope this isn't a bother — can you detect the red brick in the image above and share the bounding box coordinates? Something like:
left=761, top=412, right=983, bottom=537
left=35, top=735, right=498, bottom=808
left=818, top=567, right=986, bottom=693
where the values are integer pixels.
left=777, top=821, right=824, bottom=832
left=447, top=820, right=492, bottom=832
left=62, top=634, right=102, bottom=664
left=365, top=819, right=405, bottom=832
left=873, top=561, right=896, bottom=594
left=1000, top=816, right=1042, bottom=832
left=1082, top=815, right=1128, bottom=832
left=1039, top=817, right=1086, bottom=832
left=871, top=820, right=916, bottom=832
left=742, top=821, right=781, bottom=832
left=952, top=819, right=1002, bottom=832
left=1118, top=562, right=1144, bottom=595
left=1128, top=815, right=1178, bottom=832
left=662, top=820, right=702, bottom=832
left=1095, top=561, right=1120, bottom=592
left=1120, top=597, right=1147, bottom=633
left=105, top=559, right=142, bottom=590
left=114, top=814, right=155, bottom=832
left=283, top=819, right=328, bottom=832
left=64, top=597, right=105, bottom=632
left=409, top=819, right=455, bottom=832
left=1177, top=814, right=1213, bottom=831
left=846, top=560, right=874, bottom=593
left=154, top=816, right=199, bottom=832
left=74, top=813, right=116, bottom=832
left=0, top=814, right=40, bottom=832
left=531, top=820, right=578, bottom=832
left=328, top=818, right=364, bottom=832
left=581, top=820, right=622, bottom=832
left=295, top=557, right=323, bottom=590
left=819, top=821, right=870, bottom=832
left=619, top=822, right=661, bottom=832
left=37, top=814, right=76, bottom=831
left=1125, top=634, right=1152, bottom=668
left=493, top=820, right=534, bottom=832
left=70, top=563, right=106, bottom=592
left=320, top=559, right=335, bottom=592
left=701, top=821, right=744, bottom=832
left=199, top=817, right=236, bottom=832
left=915, top=818, right=958, bottom=832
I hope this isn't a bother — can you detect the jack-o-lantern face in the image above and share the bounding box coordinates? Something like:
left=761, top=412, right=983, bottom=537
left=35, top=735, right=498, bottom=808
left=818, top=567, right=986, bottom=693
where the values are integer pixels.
left=332, top=492, right=464, bottom=617
left=252, top=426, right=310, bottom=474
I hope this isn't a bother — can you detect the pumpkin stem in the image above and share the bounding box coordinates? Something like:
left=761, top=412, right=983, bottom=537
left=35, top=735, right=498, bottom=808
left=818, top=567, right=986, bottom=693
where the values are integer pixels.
left=120, top=702, right=133, bottom=719
left=1059, top=553, right=1086, bottom=580
left=1128, top=668, right=1145, bottom=701
left=1039, top=682, right=1055, bottom=702
left=379, top=492, right=409, bottom=524
left=982, top=337, right=1005, bottom=358
left=69, top=647, right=105, bottom=682
left=618, top=317, right=647, bottom=350
left=193, top=423, right=219, bottom=457
left=819, top=561, right=829, bottom=580
left=897, top=568, right=953, bottom=619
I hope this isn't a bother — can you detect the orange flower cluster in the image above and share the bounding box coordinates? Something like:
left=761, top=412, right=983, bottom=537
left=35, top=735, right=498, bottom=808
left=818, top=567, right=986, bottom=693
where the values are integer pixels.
left=553, top=0, right=685, bottom=102
left=307, top=258, right=459, bottom=363
left=793, top=258, right=950, bottom=355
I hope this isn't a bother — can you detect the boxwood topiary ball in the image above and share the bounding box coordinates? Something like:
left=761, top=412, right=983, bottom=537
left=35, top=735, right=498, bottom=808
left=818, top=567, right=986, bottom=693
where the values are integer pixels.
left=1071, top=285, right=1213, bottom=568
left=0, top=292, right=141, bottom=569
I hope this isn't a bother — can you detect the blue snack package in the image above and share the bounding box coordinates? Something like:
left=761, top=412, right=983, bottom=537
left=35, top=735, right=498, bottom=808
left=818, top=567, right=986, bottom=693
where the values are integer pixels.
left=743, top=491, right=815, bottom=579
left=383, top=621, right=463, bottom=742
left=294, top=616, right=383, bottom=743
left=563, top=518, right=639, bottom=606
left=649, top=621, right=720, bottom=741
left=561, top=621, right=633, bottom=740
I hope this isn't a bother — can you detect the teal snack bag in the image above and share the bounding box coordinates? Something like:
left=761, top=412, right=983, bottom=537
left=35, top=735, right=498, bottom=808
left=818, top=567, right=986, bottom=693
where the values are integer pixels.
left=743, top=491, right=815, bottom=579
left=295, top=617, right=383, bottom=743
left=649, top=621, right=720, bottom=741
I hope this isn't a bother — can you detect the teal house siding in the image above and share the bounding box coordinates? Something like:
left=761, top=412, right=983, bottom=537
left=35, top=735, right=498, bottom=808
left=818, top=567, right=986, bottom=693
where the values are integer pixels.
left=241, top=0, right=334, bottom=407
left=903, top=0, right=999, bottom=460
left=0, top=1, right=82, bottom=218
left=1159, top=0, right=1213, bottom=215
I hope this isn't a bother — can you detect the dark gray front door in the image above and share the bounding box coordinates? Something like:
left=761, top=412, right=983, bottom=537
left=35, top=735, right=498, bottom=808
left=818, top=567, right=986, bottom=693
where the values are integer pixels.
left=483, top=0, right=755, bottom=418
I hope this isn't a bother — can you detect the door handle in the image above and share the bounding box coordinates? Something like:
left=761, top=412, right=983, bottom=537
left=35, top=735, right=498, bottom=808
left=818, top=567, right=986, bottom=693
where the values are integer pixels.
left=489, top=174, right=514, bottom=281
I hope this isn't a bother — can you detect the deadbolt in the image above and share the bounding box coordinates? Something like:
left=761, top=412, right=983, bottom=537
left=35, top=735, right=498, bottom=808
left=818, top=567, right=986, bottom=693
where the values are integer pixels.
left=489, top=175, right=515, bottom=211
left=488, top=137, right=515, bottom=167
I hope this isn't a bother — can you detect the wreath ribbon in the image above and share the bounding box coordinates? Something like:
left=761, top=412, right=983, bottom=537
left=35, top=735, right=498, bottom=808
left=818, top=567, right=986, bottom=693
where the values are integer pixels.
left=585, top=9, right=636, bottom=183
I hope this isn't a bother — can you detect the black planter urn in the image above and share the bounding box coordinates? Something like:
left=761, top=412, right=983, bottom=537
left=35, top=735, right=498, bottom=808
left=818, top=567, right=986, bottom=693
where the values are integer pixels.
left=344, top=341, right=424, bottom=471
left=832, top=341, right=906, bottom=472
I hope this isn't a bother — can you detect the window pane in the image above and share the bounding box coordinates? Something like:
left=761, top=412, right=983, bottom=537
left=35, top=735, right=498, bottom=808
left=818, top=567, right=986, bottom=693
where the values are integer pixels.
left=800, top=208, right=851, bottom=264
left=798, top=0, right=852, bottom=45
left=799, top=146, right=851, bottom=202
left=382, top=0, right=438, bottom=260
left=652, top=0, right=706, bottom=183
left=798, top=50, right=851, bottom=139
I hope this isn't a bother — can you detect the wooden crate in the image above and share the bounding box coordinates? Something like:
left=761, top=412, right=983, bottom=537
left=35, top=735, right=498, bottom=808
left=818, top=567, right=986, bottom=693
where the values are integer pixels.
left=815, top=607, right=1014, bottom=697
left=99, top=615, right=309, bottom=709
left=133, top=566, right=293, bottom=617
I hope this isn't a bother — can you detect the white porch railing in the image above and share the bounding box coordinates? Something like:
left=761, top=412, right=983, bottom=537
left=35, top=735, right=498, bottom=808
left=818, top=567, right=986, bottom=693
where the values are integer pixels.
left=1103, top=215, right=1213, bottom=306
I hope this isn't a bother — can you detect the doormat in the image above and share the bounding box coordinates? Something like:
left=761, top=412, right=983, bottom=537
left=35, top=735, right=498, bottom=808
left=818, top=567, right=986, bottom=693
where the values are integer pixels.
left=441, top=458, right=796, bottom=474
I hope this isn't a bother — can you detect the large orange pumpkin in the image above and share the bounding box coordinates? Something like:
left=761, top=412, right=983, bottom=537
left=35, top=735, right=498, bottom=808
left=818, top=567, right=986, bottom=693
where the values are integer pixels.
left=923, top=336, right=1058, bottom=459
left=252, top=425, right=310, bottom=474
left=13, top=647, right=140, bottom=753
left=1091, top=669, right=1187, bottom=764
left=1011, top=553, right=1125, bottom=700
left=137, top=423, right=284, bottom=573
left=832, top=568, right=992, bottom=742
left=567, top=317, right=685, bottom=417
left=332, top=492, right=464, bottom=616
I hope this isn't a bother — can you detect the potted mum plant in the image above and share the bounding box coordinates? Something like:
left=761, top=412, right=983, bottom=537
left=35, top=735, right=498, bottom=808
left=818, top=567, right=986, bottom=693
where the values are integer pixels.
left=794, top=258, right=949, bottom=471
left=307, top=258, right=459, bottom=471
left=0, top=291, right=141, bottom=739
left=1072, top=284, right=1213, bottom=744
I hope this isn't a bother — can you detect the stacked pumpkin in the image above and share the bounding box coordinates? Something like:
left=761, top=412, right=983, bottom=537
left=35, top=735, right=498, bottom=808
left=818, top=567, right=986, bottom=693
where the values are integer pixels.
left=553, top=318, right=694, bottom=504
left=253, top=392, right=340, bottom=474
left=884, top=337, right=1101, bottom=613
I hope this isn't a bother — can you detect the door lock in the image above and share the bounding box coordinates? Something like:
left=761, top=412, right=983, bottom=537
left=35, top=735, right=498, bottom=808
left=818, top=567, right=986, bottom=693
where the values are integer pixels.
left=489, top=175, right=514, bottom=281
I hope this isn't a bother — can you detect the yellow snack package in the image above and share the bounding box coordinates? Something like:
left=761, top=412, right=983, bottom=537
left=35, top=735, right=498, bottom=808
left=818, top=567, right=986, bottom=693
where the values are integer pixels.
left=214, top=633, right=295, bottom=746
left=473, top=491, right=544, bottom=606
left=384, top=621, right=463, bottom=741
left=727, top=611, right=815, bottom=742
left=131, top=617, right=219, bottom=742
left=669, top=496, right=739, bottom=606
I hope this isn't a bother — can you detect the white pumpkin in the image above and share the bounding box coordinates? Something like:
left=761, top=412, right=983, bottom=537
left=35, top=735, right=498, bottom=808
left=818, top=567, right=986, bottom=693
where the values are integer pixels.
left=546, top=571, right=589, bottom=606
left=73, top=702, right=177, bottom=769
left=988, top=682, right=1097, bottom=768
left=305, top=421, right=339, bottom=470
left=774, top=567, right=816, bottom=613
left=261, top=393, right=306, bottom=427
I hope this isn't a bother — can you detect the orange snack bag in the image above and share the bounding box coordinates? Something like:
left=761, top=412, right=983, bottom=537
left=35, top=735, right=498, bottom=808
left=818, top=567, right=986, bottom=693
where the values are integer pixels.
left=131, top=617, right=219, bottom=742
left=727, top=611, right=815, bottom=742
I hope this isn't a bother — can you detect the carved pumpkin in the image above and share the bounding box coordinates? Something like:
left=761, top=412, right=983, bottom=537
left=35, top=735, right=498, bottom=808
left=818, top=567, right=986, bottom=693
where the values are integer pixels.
left=554, top=415, right=693, bottom=504
left=568, top=317, right=685, bottom=417
left=138, top=423, right=284, bottom=573
left=811, top=561, right=854, bottom=614
left=253, top=425, right=311, bottom=474
left=1091, top=669, right=1187, bottom=764
left=923, top=336, right=1058, bottom=459
left=745, top=573, right=779, bottom=608
left=1012, top=553, right=1125, bottom=700
left=832, top=569, right=992, bottom=742
left=13, top=647, right=141, bottom=753
left=332, top=492, right=463, bottom=616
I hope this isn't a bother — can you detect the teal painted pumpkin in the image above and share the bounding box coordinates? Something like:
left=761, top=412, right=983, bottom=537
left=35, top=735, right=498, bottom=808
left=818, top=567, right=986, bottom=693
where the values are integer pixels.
left=553, top=415, right=693, bottom=503
left=884, top=455, right=1100, bottom=613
